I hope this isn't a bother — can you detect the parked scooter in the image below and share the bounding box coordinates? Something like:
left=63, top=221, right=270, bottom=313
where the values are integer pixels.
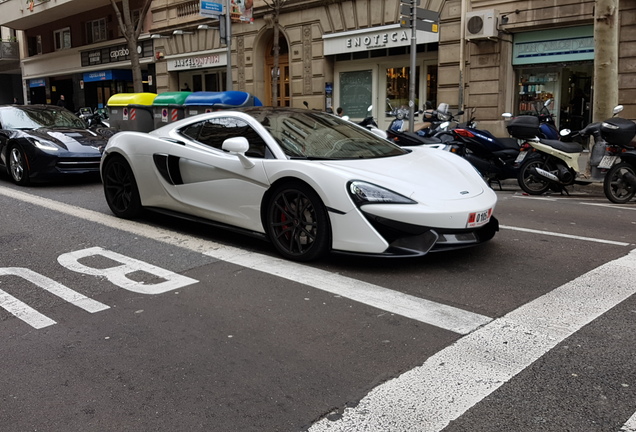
left=78, top=107, right=115, bottom=137
left=514, top=114, right=589, bottom=195
left=597, top=106, right=636, bottom=203
left=385, top=100, right=459, bottom=148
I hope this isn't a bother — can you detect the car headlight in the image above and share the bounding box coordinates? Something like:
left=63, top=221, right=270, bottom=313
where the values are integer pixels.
left=33, top=139, right=59, bottom=151
left=348, top=181, right=416, bottom=205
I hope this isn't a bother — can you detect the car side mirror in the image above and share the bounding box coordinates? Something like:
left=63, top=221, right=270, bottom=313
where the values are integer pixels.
left=222, top=137, right=254, bottom=169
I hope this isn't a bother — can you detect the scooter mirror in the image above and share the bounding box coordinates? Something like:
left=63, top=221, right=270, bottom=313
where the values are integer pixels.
left=502, top=113, right=513, bottom=119
left=303, top=101, right=309, bottom=109
left=559, top=128, right=571, bottom=137
left=613, top=105, right=624, bottom=115
left=544, top=99, right=552, bottom=107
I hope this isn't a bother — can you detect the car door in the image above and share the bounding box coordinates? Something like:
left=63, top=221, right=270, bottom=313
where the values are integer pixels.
left=163, top=115, right=272, bottom=232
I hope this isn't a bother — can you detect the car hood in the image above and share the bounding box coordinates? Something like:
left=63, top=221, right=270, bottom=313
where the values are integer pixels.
left=320, top=147, right=486, bottom=202
left=18, top=128, right=106, bottom=152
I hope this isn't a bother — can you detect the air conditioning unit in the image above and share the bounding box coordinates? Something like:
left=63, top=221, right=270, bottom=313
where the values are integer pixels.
left=465, top=10, right=499, bottom=40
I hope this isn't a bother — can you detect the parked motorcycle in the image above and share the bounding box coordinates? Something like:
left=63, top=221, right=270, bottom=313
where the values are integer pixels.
left=441, top=112, right=525, bottom=188
left=514, top=114, right=589, bottom=195
left=78, top=107, right=115, bottom=137
left=597, top=107, right=636, bottom=203
left=385, top=100, right=459, bottom=148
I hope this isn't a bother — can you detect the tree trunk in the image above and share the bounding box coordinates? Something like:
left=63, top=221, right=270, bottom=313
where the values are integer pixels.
left=593, top=0, right=619, bottom=122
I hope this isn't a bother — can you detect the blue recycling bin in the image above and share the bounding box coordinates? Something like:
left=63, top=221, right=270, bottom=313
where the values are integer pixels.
left=184, top=91, right=263, bottom=117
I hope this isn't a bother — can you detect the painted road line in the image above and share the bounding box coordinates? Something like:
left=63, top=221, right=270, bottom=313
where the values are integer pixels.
left=581, top=202, right=636, bottom=211
left=0, top=289, right=57, bottom=329
left=309, top=249, right=636, bottom=432
left=621, top=410, right=636, bottom=432
left=0, top=187, right=490, bottom=334
left=500, top=224, right=632, bottom=246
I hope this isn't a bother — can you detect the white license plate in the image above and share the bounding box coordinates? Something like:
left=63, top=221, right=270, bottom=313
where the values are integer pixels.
left=467, top=209, right=492, bottom=228
left=597, top=155, right=618, bottom=170
left=515, top=151, right=528, bottom=163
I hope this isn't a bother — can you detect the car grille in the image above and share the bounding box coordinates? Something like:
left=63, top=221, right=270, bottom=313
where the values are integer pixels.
left=56, top=157, right=101, bottom=172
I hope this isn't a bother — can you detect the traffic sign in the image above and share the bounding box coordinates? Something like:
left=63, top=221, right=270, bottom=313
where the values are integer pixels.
left=400, top=18, right=439, bottom=33
left=200, top=0, right=223, bottom=17
left=400, top=5, right=440, bottom=22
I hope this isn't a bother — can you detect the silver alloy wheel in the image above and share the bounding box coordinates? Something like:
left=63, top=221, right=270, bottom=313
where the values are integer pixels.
left=8, top=145, right=29, bottom=185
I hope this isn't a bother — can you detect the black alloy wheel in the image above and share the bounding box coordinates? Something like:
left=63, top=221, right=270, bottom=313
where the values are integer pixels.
left=8, top=143, right=30, bottom=185
left=102, top=155, right=142, bottom=219
left=518, top=157, right=552, bottom=195
left=266, top=182, right=331, bottom=261
left=603, top=162, right=636, bottom=204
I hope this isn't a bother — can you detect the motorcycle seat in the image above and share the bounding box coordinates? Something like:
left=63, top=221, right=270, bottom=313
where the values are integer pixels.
left=498, top=137, right=520, bottom=150
left=539, top=138, right=583, bottom=154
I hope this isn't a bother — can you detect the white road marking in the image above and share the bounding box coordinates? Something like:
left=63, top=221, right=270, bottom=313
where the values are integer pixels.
left=582, top=202, right=636, bottom=211
left=0, top=187, right=490, bottom=334
left=621, top=410, right=636, bottom=431
left=0, top=289, right=56, bottom=329
left=0, top=267, right=110, bottom=328
left=309, top=249, right=636, bottom=431
left=501, top=225, right=632, bottom=246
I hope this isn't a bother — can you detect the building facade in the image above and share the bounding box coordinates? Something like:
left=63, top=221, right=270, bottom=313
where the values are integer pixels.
left=0, top=0, right=633, bottom=136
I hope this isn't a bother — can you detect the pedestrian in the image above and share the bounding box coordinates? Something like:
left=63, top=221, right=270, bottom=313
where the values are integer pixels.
left=57, top=95, right=66, bottom=108
left=181, top=83, right=191, bottom=92
left=336, top=107, right=344, bottom=117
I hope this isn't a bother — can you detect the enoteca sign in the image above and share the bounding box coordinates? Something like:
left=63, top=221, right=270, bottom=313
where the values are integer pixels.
left=323, top=24, right=438, bottom=56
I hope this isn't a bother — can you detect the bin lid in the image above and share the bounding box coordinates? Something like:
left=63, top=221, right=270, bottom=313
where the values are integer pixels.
left=107, top=92, right=157, bottom=107
left=184, top=91, right=261, bottom=107
left=153, top=92, right=191, bottom=106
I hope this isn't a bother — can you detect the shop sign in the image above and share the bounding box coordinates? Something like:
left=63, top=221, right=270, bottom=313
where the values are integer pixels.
left=323, top=24, right=438, bottom=56
left=81, top=40, right=153, bottom=67
left=513, top=26, right=594, bottom=65
left=29, top=78, right=46, bottom=88
left=167, top=53, right=226, bottom=71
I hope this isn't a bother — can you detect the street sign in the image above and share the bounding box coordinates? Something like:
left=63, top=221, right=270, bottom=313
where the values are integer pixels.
left=400, top=5, right=440, bottom=22
left=200, top=0, right=223, bottom=17
left=400, top=18, right=439, bottom=33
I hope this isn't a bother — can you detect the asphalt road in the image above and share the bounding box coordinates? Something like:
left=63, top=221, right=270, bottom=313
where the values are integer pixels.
left=0, top=175, right=635, bottom=432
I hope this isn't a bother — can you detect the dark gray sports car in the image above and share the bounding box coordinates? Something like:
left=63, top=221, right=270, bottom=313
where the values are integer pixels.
left=0, top=105, right=107, bottom=185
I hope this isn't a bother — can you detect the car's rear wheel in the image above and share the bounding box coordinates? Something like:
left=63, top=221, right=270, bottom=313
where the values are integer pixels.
left=7, top=144, right=30, bottom=186
left=102, top=155, right=142, bottom=219
left=266, top=182, right=331, bottom=261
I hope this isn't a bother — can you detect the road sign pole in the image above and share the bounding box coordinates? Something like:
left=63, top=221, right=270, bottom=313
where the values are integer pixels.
left=408, top=1, right=417, bottom=133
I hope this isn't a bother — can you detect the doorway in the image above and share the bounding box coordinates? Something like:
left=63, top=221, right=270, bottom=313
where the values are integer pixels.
left=265, top=35, right=289, bottom=107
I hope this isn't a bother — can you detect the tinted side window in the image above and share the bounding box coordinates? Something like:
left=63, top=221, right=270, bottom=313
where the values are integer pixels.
left=180, top=117, right=268, bottom=158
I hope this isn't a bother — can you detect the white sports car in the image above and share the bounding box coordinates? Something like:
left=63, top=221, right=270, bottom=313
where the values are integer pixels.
left=101, top=107, right=498, bottom=261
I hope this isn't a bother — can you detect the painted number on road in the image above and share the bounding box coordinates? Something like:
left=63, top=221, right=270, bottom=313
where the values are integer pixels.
left=0, top=247, right=198, bottom=329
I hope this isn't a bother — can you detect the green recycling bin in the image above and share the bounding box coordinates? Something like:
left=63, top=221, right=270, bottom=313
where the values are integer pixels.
left=152, top=91, right=191, bottom=129
left=107, top=93, right=157, bottom=132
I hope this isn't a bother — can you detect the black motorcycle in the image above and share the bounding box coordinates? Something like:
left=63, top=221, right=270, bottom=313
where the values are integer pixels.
left=385, top=101, right=460, bottom=148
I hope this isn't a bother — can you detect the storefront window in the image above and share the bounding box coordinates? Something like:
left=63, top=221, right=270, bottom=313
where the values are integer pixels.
left=515, top=62, right=592, bottom=130
left=385, top=66, right=420, bottom=113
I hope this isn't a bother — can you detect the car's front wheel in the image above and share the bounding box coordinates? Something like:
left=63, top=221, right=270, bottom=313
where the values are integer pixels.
left=7, top=143, right=30, bottom=186
left=265, top=182, right=331, bottom=261
left=102, top=155, right=142, bottom=219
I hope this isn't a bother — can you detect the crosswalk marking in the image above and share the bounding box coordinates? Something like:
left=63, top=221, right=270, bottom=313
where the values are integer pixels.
left=308, top=249, right=636, bottom=431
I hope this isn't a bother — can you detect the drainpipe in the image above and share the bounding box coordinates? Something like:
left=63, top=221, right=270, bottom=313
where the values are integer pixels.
left=458, top=0, right=467, bottom=110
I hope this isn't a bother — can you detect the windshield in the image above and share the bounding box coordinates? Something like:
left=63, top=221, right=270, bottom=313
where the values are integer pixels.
left=1, top=107, right=86, bottom=130
left=246, top=108, right=407, bottom=159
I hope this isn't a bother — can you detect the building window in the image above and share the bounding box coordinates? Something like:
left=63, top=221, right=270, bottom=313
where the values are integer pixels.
left=54, top=28, right=71, bottom=50
left=86, top=18, right=107, bottom=44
